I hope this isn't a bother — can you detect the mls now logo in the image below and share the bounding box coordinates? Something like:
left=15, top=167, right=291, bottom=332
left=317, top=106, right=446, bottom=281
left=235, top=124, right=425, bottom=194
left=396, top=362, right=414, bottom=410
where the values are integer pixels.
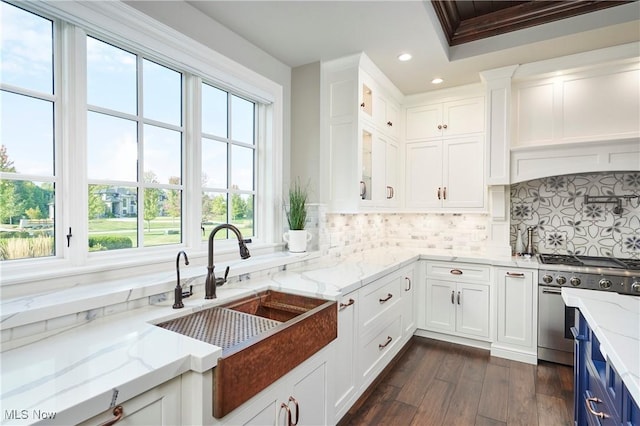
left=4, top=409, right=57, bottom=420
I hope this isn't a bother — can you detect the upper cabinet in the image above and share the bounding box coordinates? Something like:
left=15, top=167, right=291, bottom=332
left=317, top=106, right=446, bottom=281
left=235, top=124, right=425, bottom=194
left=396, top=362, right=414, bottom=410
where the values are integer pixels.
left=403, top=87, right=487, bottom=212
left=324, top=53, right=403, bottom=212
left=405, top=97, right=485, bottom=141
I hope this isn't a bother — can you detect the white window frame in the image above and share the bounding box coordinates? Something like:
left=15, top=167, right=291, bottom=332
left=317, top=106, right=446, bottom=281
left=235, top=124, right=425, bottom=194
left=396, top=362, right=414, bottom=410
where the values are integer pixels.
left=1, top=0, right=284, bottom=290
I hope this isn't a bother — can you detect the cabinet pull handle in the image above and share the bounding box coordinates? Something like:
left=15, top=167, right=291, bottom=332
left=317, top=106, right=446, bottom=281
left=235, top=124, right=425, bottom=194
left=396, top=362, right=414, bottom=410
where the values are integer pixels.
left=379, top=336, right=393, bottom=349
left=450, top=269, right=463, bottom=275
left=506, top=272, right=525, bottom=278
left=386, top=186, right=393, bottom=199
left=457, top=291, right=461, bottom=305
left=443, top=187, right=447, bottom=200
left=387, top=121, right=393, bottom=127
left=443, top=124, right=448, bottom=129
left=391, top=187, right=395, bottom=198
left=280, top=402, right=292, bottom=426
left=289, top=396, right=299, bottom=426
left=98, top=405, right=124, bottom=426
left=451, top=290, right=455, bottom=304
left=404, top=277, right=412, bottom=291
left=379, top=293, right=393, bottom=303
left=437, top=187, right=441, bottom=199
left=339, top=298, right=355, bottom=310
left=585, top=397, right=609, bottom=419
left=360, top=181, right=367, bottom=199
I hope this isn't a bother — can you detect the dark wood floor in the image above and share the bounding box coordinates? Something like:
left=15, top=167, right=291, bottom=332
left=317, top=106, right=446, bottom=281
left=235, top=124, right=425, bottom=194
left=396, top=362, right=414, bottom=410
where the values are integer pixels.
left=341, top=337, right=574, bottom=426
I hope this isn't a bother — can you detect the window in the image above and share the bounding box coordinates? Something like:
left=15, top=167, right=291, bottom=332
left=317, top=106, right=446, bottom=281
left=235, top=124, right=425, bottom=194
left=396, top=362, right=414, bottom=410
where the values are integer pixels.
left=0, top=2, right=56, bottom=260
left=86, top=37, right=184, bottom=251
left=201, top=84, right=256, bottom=241
left=0, top=0, right=281, bottom=280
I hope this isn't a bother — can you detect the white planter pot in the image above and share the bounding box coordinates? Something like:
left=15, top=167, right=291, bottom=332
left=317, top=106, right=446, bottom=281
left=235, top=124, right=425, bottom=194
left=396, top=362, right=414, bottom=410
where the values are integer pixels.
left=283, top=230, right=312, bottom=253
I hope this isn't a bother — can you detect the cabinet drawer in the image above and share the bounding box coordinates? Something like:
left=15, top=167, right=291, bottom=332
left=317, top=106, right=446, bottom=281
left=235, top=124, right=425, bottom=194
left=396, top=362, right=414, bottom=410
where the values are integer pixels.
left=359, top=272, right=402, bottom=333
left=426, top=262, right=490, bottom=283
left=360, top=315, right=402, bottom=381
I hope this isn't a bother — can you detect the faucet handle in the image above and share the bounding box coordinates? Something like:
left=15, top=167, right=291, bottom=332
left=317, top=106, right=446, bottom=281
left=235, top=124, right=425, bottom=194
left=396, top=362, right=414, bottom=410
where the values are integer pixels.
left=215, top=266, right=230, bottom=287
left=224, top=266, right=230, bottom=280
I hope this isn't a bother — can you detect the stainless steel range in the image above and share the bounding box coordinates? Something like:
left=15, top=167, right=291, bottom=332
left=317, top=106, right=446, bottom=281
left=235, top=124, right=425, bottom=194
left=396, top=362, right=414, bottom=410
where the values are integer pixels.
left=537, top=254, right=640, bottom=366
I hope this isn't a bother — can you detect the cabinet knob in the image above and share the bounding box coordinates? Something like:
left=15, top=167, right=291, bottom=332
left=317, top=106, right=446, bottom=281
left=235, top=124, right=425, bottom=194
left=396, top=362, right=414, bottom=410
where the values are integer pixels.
left=437, top=124, right=442, bottom=130
left=387, top=121, right=393, bottom=127
left=443, top=124, right=448, bottom=129
left=360, top=102, right=366, bottom=109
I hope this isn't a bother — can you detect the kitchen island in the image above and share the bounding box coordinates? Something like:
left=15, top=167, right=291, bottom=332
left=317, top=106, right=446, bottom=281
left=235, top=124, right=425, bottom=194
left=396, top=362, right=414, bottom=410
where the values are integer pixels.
left=562, top=287, right=640, bottom=423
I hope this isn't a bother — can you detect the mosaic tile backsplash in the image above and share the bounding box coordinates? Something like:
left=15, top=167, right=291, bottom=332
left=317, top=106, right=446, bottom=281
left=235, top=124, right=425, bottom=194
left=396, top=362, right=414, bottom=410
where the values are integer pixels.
left=510, top=172, right=640, bottom=259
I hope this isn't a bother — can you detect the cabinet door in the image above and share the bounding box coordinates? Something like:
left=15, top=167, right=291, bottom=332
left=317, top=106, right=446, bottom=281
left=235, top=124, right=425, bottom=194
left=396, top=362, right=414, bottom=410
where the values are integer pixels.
left=405, top=141, right=443, bottom=209
left=333, top=293, right=359, bottom=421
left=442, top=97, right=485, bottom=136
left=456, top=283, right=490, bottom=339
left=78, top=377, right=181, bottom=426
left=401, top=269, right=416, bottom=336
left=405, top=103, right=443, bottom=141
left=496, top=269, right=535, bottom=348
left=384, top=137, right=399, bottom=207
left=443, top=136, right=485, bottom=209
left=424, top=279, right=455, bottom=333
left=289, top=359, right=328, bottom=425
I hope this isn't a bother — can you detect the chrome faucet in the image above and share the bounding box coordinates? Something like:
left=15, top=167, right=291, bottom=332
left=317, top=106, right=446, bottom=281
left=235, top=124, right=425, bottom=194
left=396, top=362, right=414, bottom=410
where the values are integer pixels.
left=173, top=250, right=189, bottom=309
left=205, top=224, right=251, bottom=299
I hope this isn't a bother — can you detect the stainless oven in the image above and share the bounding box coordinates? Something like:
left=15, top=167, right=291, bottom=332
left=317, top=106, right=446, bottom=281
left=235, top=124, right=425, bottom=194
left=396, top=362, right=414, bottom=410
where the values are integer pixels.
left=538, top=285, right=575, bottom=365
left=537, top=254, right=640, bottom=366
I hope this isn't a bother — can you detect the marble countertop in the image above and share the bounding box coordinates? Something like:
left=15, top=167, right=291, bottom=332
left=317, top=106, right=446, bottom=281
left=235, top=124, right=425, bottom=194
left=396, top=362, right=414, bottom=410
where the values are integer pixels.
left=562, top=287, right=640, bottom=406
left=0, top=247, right=535, bottom=425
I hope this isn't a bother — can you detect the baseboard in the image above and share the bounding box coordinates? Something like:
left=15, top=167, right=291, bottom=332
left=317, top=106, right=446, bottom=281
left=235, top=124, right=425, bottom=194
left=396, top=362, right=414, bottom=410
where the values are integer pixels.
left=413, top=328, right=491, bottom=351
left=490, top=344, right=538, bottom=365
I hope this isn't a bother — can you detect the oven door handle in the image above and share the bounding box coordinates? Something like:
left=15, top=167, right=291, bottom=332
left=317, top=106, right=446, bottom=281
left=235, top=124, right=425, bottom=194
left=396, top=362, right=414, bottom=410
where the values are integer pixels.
left=541, top=287, right=562, bottom=295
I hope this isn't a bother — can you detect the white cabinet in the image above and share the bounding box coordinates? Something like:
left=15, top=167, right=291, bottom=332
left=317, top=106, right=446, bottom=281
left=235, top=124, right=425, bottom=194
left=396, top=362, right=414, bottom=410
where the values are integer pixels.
left=514, top=62, right=640, bottom=147
left=223, top=347, right=331, bottom=426
left=422, top=262, right=492, bottom=341
left=332, top=264, right=415, bottom=424
left=78, top=376, right=181, bottom=426
left=403, top=92, right=486, bottom=212
left=405, top=135, right=485, bottom=210
left=333, top=292, right=359, bottom=422
left=491, top=267, right=538, bottom=364
left=405, top=97, right=484, bottom=141
left=324, top=53, right=402, bottom=212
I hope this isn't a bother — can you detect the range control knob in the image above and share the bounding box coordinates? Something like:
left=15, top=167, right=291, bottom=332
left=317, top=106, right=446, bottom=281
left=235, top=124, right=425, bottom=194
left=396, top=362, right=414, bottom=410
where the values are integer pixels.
left=632, top=282, right=640, bottom=293
left=599, top=279, right=612, bottom=289
left=556, top=276, right=567, bottom=285
left=542, top=275, right=553, bottom=284
left=570, top=277, right=581, bottom=287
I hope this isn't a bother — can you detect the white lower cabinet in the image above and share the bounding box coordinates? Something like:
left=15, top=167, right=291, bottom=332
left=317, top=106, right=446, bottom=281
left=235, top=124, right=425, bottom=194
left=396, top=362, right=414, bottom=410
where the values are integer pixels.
left=422, top=262, right=491, bottom=341
left=78, top=376, right=181, bottom=426
left=222, top=346, right=331, bottom=426
left=333, top=292, right=359, bottom=422
left=491, top=267, right=538, bottom=364
left=332, top=264, right=416, bottom=424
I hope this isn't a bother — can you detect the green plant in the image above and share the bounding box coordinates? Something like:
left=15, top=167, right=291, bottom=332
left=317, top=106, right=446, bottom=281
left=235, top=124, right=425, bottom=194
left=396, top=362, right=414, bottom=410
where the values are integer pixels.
left=88, top=235, right=133, bottom=250
left=285, top=178, right=308, bottom=230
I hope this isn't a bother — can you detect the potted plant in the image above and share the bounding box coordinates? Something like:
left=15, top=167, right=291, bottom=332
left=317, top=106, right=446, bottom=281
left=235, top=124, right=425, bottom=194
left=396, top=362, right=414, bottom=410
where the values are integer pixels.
left=284, top=178, right=311, bottom=252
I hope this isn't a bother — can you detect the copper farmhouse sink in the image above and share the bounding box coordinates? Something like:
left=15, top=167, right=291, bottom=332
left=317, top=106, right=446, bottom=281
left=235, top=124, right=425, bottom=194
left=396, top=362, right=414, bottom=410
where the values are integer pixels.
left=156, top=290, right=337, bottom=418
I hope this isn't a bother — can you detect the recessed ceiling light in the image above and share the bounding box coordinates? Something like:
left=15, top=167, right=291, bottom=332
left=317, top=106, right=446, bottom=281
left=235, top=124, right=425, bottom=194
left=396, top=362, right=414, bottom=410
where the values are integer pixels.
left=398, top=53, right=412, bottom=62
left=431, top=78, right=444, bottom=84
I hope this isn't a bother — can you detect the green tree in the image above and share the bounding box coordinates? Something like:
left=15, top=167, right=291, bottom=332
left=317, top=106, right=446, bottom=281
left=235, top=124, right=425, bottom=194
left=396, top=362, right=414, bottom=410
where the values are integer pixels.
left=0, top=145, right=20, bottom=224
left=25, top=206, right=43, bottom=219
left=231, top=194, right=246, bottom=220
left=143, top=171, right=161, bottom=231
left=88, top=185, right=108, bottom=219
left=165, top=176, right=181, bottom=222
left=211, top=195, right=227, bottom=219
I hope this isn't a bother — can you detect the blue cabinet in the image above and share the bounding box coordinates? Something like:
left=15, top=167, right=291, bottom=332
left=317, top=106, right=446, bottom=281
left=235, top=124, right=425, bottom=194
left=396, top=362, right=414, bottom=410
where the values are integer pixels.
left=573, top=311, right=639, bottom=426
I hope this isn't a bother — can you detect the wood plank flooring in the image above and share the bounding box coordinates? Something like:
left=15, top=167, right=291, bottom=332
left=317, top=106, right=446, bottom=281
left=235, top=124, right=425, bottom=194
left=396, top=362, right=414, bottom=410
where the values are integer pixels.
left=341, top=337, right=574, bottom=426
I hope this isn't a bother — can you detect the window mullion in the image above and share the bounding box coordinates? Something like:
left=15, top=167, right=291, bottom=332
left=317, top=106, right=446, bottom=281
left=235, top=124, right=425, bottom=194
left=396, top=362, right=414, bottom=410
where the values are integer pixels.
left=185, top=74, right=202, bottom=248
left=62, top=23, right=89, bottom=266
left=137, top=54, right=144, bottom=249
